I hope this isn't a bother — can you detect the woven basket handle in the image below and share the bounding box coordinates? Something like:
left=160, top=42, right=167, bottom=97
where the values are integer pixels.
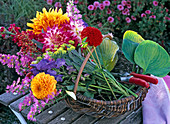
left=73, top=47, right=94, bottom=94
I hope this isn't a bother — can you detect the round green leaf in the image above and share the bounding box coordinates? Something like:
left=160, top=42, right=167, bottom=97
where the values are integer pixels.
left=134, top=40, right=170, bottom=77
left=122, top=30, right=144, bottom=63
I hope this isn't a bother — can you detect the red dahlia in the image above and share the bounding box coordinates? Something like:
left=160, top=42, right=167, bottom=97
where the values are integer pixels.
left=81, top=27, right=103, bottom=47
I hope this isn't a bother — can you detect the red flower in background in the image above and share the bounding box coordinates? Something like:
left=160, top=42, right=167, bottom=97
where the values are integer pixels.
left=81, top=27, right=103, bottom=47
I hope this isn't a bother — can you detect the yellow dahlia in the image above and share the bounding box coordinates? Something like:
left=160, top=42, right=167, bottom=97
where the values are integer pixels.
left=31, top=72, right=57, bottom=99
left=27, top=8, right=70, bottom=34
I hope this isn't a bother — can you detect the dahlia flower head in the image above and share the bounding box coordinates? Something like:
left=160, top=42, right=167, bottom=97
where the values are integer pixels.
left=43, top=22, right=79, bottom=52
left=27, top=8, right=70, bottom=34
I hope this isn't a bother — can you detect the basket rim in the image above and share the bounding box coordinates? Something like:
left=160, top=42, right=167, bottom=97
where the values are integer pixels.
left=75, top=86, right=148, bottom=106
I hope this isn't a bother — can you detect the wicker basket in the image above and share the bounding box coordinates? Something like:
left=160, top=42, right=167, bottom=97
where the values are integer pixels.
left=65, top=47, right=148, bottom=118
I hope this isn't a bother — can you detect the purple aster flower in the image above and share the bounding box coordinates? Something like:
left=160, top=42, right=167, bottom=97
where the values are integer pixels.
left=145, top=10, right=151, bottom=14
left=99, top=3, right=105, bottom=10
left=54, top=2, right=62, bottom=8
left=126, top=17, right=131, bottom=23
left=141, top=13, right=146, bottom=17
left=88, top=5, right=94, bottom=10
left=107, top=9, right=112, bottom=14
left=74, top=0, right=79, bottom=4
left=117, top=4, right=124, bottom=11
left=131, top=16, right=136, bottom=21
left=149, top=15, right=156, bottom=19
left=107, top=16, right=114, bottom=23
left=93, top=1, right=100, bottom=7
left=153, top=1, right=158, bottom=6
left=47, top=0, right=53, bottom=5
left=121, top=0, right=127, bottom=6
left=103, top=0, right=110, bottom=6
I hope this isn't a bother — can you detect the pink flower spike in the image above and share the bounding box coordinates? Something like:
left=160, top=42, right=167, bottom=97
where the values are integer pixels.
left=153, top=1, right=158, bottom=6
left=145, top=10, right=151, bottom=14
left=117, top=4, right=124, bottom=11
left=93, top=1, right=100, bottom=7
left=54, top=2, right=62, bottom=8
left=88, top=5, right=94, bottom=11
left=103, top=0, right=111, bottom=6
left=121, top=0, right=127, bottom=6
left=141, top=13, right=146, bottom=17
left=99, top=3, right=105, bottom=10
left=107, top=16, right=114, bottom=23
left=149, top=15, right=156, bottom=19
left=74, top=0, right=79, bottom=4
left=47, top=0, right=53, bottom=5
left=126, top=17, right=131, bottom=23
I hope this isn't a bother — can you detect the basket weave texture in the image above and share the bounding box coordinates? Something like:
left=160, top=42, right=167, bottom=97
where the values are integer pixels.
left=65, top=86, right=148, bottom=118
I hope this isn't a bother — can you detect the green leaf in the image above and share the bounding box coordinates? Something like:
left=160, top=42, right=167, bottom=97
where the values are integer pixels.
left=32, top=39, right=44, bottom=49
left=134, top=40, right=170, bottom=77
left=94, top=38, right=119, bottom=71
left=122, top=30, right=145, bottom=63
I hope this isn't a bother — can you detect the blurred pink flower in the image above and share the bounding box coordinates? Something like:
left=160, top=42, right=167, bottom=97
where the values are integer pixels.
left=131, top=15, right=136, bottom=20
left=54, top=2, right=62, bottom=8
left=141, top=13, right=146, bottom=17
left=74, top=0, right=79, bottom=4
left=153, top=1, right=158, bottom=6
left=122, top=10, right=127, bottom=15
left=107, top=9, right=112, bottom=14
left=103, top=0, right=111, bottom=6
left=93, top=1, right=100, bottom=7
left=47, top=0, right=53, bottom=5
left=149, top=15, right=156, bottom=19
left=126, top=17, right=131, bottom=23
left=99, top=4, right=105, bottom=10
left=117, top=4, right=124, bottom=11
left=107, top=16, right=114, bottom=23
left=145, top=10, right=151, bottom=14
left=127, top=0, right=131, bottom=4
left=127, top=4, right=131, bottom=8
left=121, top=0, right=127, bottom=6
left=88, top=5, right=94, bottom=10
left=165, top=17, right=170, bottom=20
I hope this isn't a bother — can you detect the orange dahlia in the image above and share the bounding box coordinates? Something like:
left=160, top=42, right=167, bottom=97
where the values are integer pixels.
left=27, top=8, right=70, bottom=34
left=31, top=72, right=57, bottom=99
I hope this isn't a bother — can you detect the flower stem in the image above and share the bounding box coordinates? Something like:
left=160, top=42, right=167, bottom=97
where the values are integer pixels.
left=87, top=47, right=99, bottom=68
left=94, top=47, right=102, bottom=68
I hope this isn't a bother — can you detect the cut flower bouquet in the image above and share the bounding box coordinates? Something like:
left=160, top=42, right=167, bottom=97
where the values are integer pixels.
left=0, top=0, right=170, bottom=122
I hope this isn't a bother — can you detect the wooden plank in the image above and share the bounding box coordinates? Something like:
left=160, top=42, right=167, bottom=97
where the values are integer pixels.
left=72, top=114, right=98, bottom=124
left=35, top=100, right=68, bottom=124
left=95, top=110, right=134, bottom=124
left=9, top=94, right=29, bottom=112
left=0, top=92, right=25, bottom=106
left=48, top=109, right=82, bottom=124
left=119, top=107, right=142, bottom=124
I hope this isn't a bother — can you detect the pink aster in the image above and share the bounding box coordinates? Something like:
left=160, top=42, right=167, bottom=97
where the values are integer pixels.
left=93, top=1, right=100, bottom=7
left=117, top=4, right=124, bottom=11
left=99, top=3, right=105, bottom=10
left=103, top=0, right=111, bottom=6
left=127, top=4, right=131, bottom=8
left=121, top=0, right=127, bottom=6
left=43, top=23, right=79, bottom=52
left=88, top=5, right=94, bottom=11
left=47, top=0, right=53, bottom=5
left=98, top=23, right=102, bottom=27
left=107, top=16, right=114, bottom=23
left=141, top=13, right=146, bottom=17
left=149, top=15, right=156, bottom=19
left=54, top=2, right=62, bottom=8
left=122, top=10, right=127, bottom=15
left=153, top=1, right=158, bottom=6
left=145, top=10, right=151, bottom=14
left=126, top=17, right=131, bottom=23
